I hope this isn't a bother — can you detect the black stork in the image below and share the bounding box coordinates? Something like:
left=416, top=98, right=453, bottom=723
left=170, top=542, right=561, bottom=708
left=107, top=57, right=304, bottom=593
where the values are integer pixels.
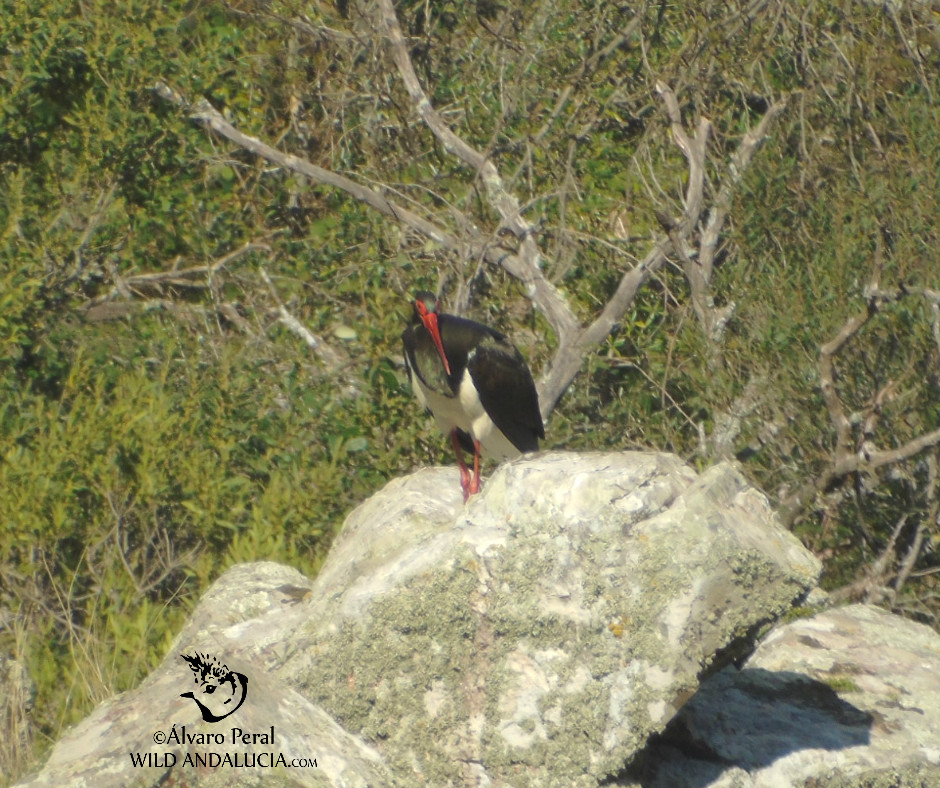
left=402, top=292, right=544, bottom=500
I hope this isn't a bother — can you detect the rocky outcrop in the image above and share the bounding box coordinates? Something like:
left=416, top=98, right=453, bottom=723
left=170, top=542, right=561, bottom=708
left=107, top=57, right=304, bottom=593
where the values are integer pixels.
left=11, top=452, right=938, bottom=788
left=630, top=603, right=940, bottom=788
left=283, top=453, right=819, bottom=788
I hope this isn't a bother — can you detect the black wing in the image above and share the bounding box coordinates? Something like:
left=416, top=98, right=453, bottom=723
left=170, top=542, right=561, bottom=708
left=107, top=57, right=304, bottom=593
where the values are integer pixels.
left=467, top=335, right=544, bottom=453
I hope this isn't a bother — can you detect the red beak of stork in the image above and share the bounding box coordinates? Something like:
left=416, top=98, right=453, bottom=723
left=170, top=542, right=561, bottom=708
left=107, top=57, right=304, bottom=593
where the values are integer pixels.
left=415, top=299, right=452, bottom=375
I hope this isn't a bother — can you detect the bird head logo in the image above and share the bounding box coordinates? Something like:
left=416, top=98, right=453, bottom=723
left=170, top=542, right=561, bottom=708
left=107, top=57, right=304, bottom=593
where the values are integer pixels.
left=179, top=652, right=248, bottom=722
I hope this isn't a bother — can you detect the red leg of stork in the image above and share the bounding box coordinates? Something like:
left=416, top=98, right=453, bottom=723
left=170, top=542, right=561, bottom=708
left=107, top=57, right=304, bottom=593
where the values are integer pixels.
left=450, top=430, right=472, bottom=501
left=467, top=440, right=482, bottom=497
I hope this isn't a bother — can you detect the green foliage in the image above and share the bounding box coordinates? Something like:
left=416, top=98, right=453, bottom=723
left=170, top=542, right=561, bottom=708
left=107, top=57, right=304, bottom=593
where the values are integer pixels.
left=1, top=0, right=940, bottom=782
left=823, top=675, right=862, bottom=694
left=0, top=321, right=374, bottom=731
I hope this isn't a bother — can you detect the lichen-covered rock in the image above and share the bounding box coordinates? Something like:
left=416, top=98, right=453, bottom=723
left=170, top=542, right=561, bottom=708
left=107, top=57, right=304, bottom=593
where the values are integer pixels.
left=632, top=603, right=940, bottom=788
left=12, top=452, right=829, bottom=788
left=12, top=562, right=392, bottom=788
left=282, top=452, right=821, bottom=788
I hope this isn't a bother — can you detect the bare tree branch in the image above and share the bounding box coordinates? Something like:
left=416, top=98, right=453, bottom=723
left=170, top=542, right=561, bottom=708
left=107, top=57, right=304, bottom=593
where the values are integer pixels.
left=891, top=518, right=924, bottom=602
left=780, top=281, right=940, bottom=528
left=258, top=267, right=361, bottom=397
left=699, top=100, right=787, bottom=282
left=818, top=306, right=871, bottom=466
left=85, top=239, right=271, bottom=304
left=894, top=454, right=940, bottom=600
left=153, top=82, right=459, bottom=250
left=831, top=448, right=935, bottom=606
left=374, top=0, right=787, bottom=416
left=658, top=82, right=788, bottom=342
left=79, top=239, right=270, bottom=333
left=375, top=0, right=580, bottom=349
left=833, top=427, right=940, bottom=477
left=80, top=298, right=252, bottom=335
left=701, top=374, right=768, bottom=461
left=155, top=22, right=785, bottom=422
left=830, top=513, right=909, bottom=605
left=68, top=182, right=118, bottom=284
left=259, top=267, right=346, bottom=370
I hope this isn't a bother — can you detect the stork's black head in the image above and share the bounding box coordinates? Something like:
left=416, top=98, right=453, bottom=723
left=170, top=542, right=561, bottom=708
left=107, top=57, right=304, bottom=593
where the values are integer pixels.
left=409, top=291, right=451, bottom=375
left=411, top=291, right=439, bottom=323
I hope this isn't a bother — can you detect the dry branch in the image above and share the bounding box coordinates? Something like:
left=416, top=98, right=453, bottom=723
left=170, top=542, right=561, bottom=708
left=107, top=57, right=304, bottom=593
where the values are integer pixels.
left=153, top=82, right=458, bottom=249
left=259, top=267, right=347, bottom=371
left=258, top=268, right=361, bottom=397
left=155, top=14, right=785, bottom=421
left=69, top=183, right=118, bottom=284
left=375, top=0, right=580, bottom=347
left=830, top=450, right=936, bottom=607
left=658, top=82, right=788, bottom=342
left=81, top=239, right=270, bottom=310
left=829, top=513, right=910, bottom=605
left=780, top=284, right=940, bottom=529
left=374, top=1, right=787, bottom=416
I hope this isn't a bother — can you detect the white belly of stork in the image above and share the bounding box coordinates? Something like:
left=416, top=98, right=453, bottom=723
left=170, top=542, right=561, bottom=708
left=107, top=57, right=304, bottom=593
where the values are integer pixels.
left=412, top=368, right=521, bottom=461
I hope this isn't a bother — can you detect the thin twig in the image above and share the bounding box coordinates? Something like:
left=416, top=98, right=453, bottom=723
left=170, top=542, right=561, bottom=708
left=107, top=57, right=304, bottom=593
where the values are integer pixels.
left=780, top=281, right=940, bottom=528
left=69, top=183, right=118, bottom=282
left=82, top=239, right=270, bottom=309
left=153, top=82, right=457, bottom=249
left=259, top=267, right=343, bottom=367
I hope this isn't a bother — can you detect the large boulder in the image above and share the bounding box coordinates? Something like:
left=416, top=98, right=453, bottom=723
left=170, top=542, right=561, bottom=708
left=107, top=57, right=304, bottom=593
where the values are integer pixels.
left=281, top=451, right=820, bottom=787
left=631, top=603, right=940, bottom=788
left=12, top=452, right=823, bottom=788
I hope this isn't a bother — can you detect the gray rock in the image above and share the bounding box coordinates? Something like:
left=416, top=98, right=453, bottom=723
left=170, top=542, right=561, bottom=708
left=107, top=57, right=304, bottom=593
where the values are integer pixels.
left=282, top=452, right=820, bottom=787
left=631, top=603, right=940, bottom=788
left=11, top=452, right=823, bottom=788
left=13, top=562, right=392, bottom=788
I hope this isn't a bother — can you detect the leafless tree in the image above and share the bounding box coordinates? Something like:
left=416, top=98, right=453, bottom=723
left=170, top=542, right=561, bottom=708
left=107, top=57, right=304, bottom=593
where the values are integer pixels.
left=155, top=0, right=787, bottom=423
